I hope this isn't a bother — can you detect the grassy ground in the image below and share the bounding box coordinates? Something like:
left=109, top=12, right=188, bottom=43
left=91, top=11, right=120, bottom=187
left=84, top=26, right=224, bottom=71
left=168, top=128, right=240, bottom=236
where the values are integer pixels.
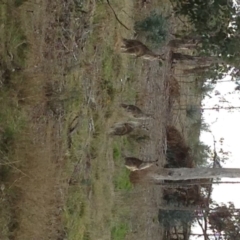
left=0, top=0, right=143, bottom=239
left=0, top=0, right=204, bottom=239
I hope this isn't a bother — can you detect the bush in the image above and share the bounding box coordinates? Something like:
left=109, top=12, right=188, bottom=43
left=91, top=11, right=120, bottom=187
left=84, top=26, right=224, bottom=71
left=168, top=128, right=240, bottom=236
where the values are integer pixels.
left=165, top=126, right=193, bottom=168
left=158, top=209, right=195, bottom=228
left=134, top=12, right=167, bottom=46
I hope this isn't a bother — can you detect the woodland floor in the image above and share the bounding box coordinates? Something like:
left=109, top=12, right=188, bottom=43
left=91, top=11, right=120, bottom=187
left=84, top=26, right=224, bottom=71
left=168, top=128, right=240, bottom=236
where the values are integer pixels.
left=0, top=0, right=201, bottom=239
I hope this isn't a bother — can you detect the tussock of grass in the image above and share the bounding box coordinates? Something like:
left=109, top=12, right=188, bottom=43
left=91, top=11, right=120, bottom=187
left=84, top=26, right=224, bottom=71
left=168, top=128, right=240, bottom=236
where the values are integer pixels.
left=111, top=222, right=129, bottom=240
left=0, top=186, right=22, bottom=240
left=64, top=187, right=91, bottom=240
left=0, top=3, right=28, bottom=69
left=14, top=0, right=28, bottom=7
left=113, top=144, right=121, bottom=160
left=114, top=168, right=133, bottom=191
left=112, top=141, right=133, bottom=191
left=0, top=2, right=29, bottom=234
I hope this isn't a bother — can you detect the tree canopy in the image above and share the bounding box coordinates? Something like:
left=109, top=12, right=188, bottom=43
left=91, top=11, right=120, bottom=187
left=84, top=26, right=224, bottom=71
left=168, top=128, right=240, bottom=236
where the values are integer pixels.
left=172, top=0, right=240, bottom=73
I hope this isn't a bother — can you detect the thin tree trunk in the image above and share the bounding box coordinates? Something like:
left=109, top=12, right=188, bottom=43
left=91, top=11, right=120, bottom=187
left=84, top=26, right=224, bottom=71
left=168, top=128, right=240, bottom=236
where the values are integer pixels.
left=172, top=53, right=222, bottom=66
left=156, top=180, right=240, bottom=188
left=183, top=66, right=210, bottom=74
left=173, top=106, right=240, bottom=111
left=151, top=168, right=240, bottom=181
left=159, top=205, right=240, bottom=212
left=168, top=39, right=200, bottom=49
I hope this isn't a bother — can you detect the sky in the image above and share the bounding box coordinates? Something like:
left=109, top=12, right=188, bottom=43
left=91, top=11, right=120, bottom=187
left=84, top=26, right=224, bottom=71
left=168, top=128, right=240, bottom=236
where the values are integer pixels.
left=201, top=77, right=240, bottom=206
left=191, top=76, right=240, bottom=239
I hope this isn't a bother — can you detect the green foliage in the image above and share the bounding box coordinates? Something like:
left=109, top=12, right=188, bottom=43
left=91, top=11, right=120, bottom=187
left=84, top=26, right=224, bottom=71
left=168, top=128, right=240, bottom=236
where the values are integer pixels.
left=14, top=0, right=28, bottom=7
left=114, top=169, right=132, bottom=191
left=200, top=120, right=210, bottom=133
left=173, top=0, right=234, bottom=33
left=2, top=8, right=28, bottom=68
left=199, top=83, right=214, bottom=95
left=191, top=141, right=211, bottom=166
left=112, top=143, right=132, bottom=191
left=188, top=117, right=209, bottom=141
left=195, top=82, right=215, bottom=97
left=134, top=12, right=167, bottom=46
left=113, top=145, right=121, bottom=160
left=111, top=222, right=129, bottom=240
left=172, top=0, right=240, bottom=77
left=158, top=209, right=196, bottom=229
left=186, top=105, right=201, bottom=122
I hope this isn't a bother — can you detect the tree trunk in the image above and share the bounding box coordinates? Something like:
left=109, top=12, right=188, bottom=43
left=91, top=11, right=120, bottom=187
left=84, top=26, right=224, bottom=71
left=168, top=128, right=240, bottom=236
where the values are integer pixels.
left=172, top=53, right=222, bottom=66
left=155, top=180, right=240, bottom=188
left=150, top=168, right=240, bottom=181
left=173, top=106, right=240, bottom=111
left=168, top=39, right=200, bottom=49
left=183, top=66, right=210, bottom=74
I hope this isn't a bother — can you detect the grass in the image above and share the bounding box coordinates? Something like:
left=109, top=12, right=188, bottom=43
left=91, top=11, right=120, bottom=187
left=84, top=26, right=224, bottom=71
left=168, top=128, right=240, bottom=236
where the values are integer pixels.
left=0, top=0, right=206, bottom=239
left=0, top=0, right=136, bottom=238
left=112, top=142, right=133, bottom=191
left=0, top=2, right=28, bottom=69
left=0, top=1, right=30, bottom=238
left=111, top=222, right=129, bottom=240
left=62, top=0, right=137, bottom=239
left=114, top=168, right=133, bottom=191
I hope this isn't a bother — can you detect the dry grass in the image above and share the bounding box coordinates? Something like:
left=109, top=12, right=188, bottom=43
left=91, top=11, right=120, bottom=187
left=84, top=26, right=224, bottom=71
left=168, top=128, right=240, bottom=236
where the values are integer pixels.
left=8, top=123, right=64, bottom=239
left=0, top=0, right=204, bottom=240
left=0, top=0, right=132, bottom=236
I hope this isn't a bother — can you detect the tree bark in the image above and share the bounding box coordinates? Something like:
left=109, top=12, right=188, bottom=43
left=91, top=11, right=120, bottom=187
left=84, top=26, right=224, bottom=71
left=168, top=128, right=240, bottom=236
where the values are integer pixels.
left=172, top=53, right=222, bottom=66
left=183, top=66, right=210, bottom=74
left=168, top=39, right=200, bottom=49
left=151, top=168, right=240, bottom=181
left=155, top=180, right=240, bottom=188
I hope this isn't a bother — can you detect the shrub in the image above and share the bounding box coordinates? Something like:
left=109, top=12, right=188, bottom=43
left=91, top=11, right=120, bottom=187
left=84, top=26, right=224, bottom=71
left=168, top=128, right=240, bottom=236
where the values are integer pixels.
left=134, top=12, right=167, bottom=46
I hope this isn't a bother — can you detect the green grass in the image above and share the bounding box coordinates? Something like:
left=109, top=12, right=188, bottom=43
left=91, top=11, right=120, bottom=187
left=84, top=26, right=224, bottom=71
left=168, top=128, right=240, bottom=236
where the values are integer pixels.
left=0, top=2, right=30, bottom=237
left=0, top=1, right=71, bottom=239
left=0, top=2, right=28, bottom=69
left=62, top=0, right=137, bottom=238
left=0, top=74, right=27, bottom=240
left=111, top=222, right=129, bottom=240
left=14, top=0, right=28, bottom=7
left=64, top=186, right=91, bottom=240
left=113, top=144, right=121, bottom=160
left=0, top=0, right=137, bottom=239
left=114, top=168, right=133, bottom=191
left=112, top=141, right=133, bottom=191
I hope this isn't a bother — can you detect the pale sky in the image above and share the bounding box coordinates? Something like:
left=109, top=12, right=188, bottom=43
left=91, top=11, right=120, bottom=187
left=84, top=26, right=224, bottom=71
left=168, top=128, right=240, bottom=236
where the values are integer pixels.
left=191, top=77, right=240, bottom=239
left=201, top=78, right=240, bottom=206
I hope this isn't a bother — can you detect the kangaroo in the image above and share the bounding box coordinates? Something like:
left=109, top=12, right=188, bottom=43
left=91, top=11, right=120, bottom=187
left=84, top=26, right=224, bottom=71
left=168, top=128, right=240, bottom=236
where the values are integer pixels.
left=125, top=157, right=158, bottom=171
left=120, top=38, right=165, bottom=61
left=108, top=121, right=141, bottom=136
left=120, top=104, right=153, bottom=119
